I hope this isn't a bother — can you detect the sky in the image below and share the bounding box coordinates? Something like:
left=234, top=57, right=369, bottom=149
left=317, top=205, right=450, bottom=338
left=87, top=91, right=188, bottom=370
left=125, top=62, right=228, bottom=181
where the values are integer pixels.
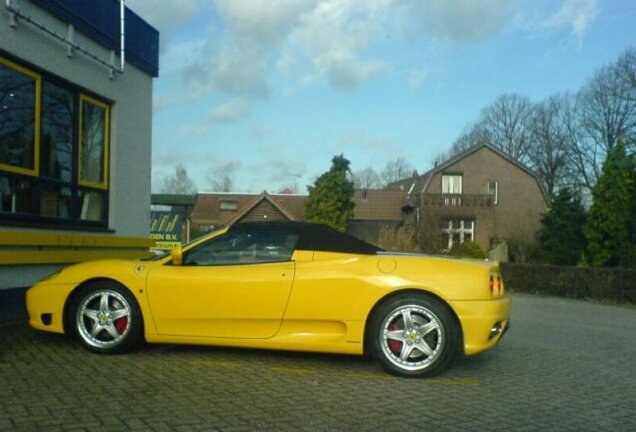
left=125, top=0, right=636, bottom=194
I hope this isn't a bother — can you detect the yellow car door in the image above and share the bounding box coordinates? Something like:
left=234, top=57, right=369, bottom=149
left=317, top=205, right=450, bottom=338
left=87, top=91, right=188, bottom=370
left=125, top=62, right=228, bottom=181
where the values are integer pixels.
left=146, top=229, right=298, bottom=339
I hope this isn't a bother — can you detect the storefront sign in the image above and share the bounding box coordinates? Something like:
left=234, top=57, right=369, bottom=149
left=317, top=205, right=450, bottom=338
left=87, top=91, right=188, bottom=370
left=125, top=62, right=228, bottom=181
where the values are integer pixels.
left=150, top=211, right=183, bottom=250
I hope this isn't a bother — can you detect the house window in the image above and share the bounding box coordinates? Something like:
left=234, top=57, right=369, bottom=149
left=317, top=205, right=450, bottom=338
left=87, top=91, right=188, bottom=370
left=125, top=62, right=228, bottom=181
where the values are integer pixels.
left=440, top=218, right=474, bottom=251
left=442, top=174, right=462, bottom=206
left=0, top=55, right=110, bottom=227
left=442, top=174, right=462, bottom=194
left=219, top=200, right=238, bottom=211
left=487, top=180, right=498, bottom=205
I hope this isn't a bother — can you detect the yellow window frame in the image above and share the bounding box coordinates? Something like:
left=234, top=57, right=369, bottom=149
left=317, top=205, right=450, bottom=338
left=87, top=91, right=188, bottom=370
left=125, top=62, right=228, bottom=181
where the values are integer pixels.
left=78, top=94, right=110, bottom=190
left=0, top=56, right=41, bottom=177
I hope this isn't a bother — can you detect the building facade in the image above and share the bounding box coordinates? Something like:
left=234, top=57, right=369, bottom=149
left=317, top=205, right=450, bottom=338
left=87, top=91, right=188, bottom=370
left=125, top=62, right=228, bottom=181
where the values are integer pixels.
left=185, top=144, right=548, bottom=255
left=1, top=0, right=158, bottom=319
left=392, top=144, right=550, bottom=253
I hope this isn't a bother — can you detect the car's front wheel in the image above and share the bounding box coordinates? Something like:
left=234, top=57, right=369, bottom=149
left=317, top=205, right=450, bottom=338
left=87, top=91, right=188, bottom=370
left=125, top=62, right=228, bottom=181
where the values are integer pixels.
left=370, top=294, right=459, bottom=377
left=69, top=281, right=143, bottom=354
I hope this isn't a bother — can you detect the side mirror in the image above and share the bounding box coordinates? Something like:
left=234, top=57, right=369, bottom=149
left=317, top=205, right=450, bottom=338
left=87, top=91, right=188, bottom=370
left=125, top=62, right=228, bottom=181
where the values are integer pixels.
left=170, top=245, right=183, bottom=266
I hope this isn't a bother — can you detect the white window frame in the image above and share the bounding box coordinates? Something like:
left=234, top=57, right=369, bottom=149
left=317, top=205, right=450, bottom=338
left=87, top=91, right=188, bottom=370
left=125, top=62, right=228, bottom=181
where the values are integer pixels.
left=442, top=174, right=462, bottom=194
left=441, top=219, right=475, bottom=250
left=487, top=180, right=498, bottom=205
left=442, top=174, right=462, bottom=206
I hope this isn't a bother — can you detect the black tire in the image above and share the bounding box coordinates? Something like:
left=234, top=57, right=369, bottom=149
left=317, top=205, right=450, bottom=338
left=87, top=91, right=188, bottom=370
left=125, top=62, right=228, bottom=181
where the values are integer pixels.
left=69, top=281, right=143, bottom=354
left=369, top=293, right=459, bottom=377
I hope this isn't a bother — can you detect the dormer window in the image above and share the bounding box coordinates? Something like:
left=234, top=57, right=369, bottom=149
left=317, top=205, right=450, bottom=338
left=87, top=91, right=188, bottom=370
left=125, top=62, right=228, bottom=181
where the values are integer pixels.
left=219, top=200, right=238, bottom=211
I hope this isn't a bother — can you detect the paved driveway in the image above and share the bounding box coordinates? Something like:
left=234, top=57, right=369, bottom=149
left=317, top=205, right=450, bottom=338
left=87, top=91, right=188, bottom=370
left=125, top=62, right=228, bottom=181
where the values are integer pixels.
left=1, top=293, right=635, bottom=431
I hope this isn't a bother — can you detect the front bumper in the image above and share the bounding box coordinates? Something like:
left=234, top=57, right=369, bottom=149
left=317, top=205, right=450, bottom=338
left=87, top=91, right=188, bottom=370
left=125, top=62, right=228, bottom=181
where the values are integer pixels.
left=448, top=296, right=511, bottom=356
left=26, top=282, right=75, bottom=334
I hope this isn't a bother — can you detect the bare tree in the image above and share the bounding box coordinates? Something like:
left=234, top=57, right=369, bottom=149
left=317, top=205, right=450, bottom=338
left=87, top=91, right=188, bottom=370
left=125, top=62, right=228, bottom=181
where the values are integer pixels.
left=277, top=184, right=299, bottom=194
left=351, top=167, right=381, bottom=189
left=579, top=60, right=636, bottom=154
left=380, top=157, right=415, bottom=186
left=161, top=164, right=197, bottom=194
left=450, top=122, right=490, bottom=156
left=210, top=172, right=234, bottom=192
left=615, top=47, right=636, bottom=103
left=208, top=161, right=239, bottom=192
left=527, top=94, right=576, bottom=196
left=568, top=51, right=636, bottom=194
left=479, top=93, right=532, bottom=163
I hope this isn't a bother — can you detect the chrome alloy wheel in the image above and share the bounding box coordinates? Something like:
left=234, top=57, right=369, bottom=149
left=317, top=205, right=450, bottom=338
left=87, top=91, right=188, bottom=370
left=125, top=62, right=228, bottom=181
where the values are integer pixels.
left=76, top=289, right=132, bottom=349
left=379, top=305, right=444, bottom=372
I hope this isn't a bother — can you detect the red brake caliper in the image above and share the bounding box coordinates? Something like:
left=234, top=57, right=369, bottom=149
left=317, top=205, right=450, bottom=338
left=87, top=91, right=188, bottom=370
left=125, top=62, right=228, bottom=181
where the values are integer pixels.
left=114, top=317, right=128, bottom=333
left=388, top=324, right=402, bottom=354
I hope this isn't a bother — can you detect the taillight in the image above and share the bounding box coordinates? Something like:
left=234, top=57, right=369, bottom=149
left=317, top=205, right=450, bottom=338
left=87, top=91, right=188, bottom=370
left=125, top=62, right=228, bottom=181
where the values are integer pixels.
left=490, top=273, right=504, bottom=296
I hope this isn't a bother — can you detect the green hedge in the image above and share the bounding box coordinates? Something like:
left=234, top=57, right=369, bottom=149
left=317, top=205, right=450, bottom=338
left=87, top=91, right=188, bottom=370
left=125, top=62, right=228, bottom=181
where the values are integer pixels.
left=500, top=263, right=636, bottom=304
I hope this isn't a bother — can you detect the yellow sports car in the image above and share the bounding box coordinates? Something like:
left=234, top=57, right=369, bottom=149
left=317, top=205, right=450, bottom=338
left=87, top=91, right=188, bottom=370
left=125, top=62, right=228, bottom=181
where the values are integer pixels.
left=27, top=221, right=510, bottom=377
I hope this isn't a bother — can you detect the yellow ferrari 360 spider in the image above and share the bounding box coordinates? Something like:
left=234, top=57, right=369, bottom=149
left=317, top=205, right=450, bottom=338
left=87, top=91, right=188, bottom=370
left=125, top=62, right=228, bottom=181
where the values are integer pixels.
left=27, top=221, right=510, bottom=377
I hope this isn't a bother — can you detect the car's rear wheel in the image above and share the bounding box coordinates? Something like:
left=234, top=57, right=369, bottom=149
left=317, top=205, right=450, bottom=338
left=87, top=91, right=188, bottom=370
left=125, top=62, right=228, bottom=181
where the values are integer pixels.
left=370, top=294, right=459, bottom=377
left=69, top=281, right=143, bottom=354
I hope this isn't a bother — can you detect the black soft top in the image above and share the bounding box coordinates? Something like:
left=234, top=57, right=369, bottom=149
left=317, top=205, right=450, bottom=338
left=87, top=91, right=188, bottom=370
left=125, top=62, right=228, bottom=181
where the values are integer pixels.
left=229, top=221, right=383, bottom=255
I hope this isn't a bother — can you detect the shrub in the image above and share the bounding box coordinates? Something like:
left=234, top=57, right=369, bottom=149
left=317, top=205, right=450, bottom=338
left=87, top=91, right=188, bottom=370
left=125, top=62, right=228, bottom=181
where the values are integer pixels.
left=449, top=241, right=486, bottom=259
left=379, top=225, right=420, bottom=253
left=501, top=263, right=636, bottom=304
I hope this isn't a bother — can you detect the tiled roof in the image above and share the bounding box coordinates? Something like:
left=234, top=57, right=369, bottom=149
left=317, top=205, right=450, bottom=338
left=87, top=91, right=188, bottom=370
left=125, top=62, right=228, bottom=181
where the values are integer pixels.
left=191, top=192, right=308, bottom=227
left=351, top=189, right=406, bottom=221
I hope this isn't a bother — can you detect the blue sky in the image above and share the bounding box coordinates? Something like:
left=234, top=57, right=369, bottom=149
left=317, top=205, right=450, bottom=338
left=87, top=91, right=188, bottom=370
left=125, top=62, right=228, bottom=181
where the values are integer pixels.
left=126, top=0, right=636, bottom=194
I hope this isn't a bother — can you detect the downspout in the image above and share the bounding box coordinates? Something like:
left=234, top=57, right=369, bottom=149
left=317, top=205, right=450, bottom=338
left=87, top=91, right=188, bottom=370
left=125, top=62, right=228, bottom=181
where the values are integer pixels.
left=120, top=0, right=125, bottom=72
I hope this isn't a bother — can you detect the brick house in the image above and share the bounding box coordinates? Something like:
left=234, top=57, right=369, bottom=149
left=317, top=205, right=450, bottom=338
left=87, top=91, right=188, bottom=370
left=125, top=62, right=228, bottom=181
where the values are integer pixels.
left=178, top=143, right=548, bottom=253
left=190, top=192, right=307, bottom=230
left=185, top=190, right=405, bottom=244
left=388, top=143, right=550, bottom=252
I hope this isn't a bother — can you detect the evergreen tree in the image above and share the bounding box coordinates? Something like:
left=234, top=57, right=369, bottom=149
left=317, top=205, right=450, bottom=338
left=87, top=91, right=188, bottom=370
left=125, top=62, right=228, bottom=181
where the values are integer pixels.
left=584, top=142, right=636, bottom=268
left=537, top=189, right=587, bottom=265
left=305, top=155, right=355, bottom=232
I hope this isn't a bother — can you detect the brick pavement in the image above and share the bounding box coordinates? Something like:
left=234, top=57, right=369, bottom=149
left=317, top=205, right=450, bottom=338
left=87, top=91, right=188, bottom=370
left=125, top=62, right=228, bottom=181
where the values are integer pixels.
left=0, top=293, right=635, bottom=431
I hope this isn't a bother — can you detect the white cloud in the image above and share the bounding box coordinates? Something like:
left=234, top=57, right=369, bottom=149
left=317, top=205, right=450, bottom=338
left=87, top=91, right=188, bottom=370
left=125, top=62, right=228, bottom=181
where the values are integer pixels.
left=126, top=0, right=207, bottom=32
left=405, top=0, right=515, bottom=43
left=207, top=99, right=251, bottom=123
left=289, top=0, right=392, bottom=90
left=543, top=0, right=598, bottom=40
left=150, top=0, right=522, bottom=112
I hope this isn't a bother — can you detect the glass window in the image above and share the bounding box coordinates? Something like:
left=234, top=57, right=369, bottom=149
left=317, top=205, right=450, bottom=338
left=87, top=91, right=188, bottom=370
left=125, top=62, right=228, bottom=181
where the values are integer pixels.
left=219, top=200, right=238, bottom=211
left=79, top=96, right=108, bottom=188
left=0, top=175, right=36, bottom=215
left=40, top=184, right=72, bottom=218
left=0, top=59, right=40, bottom=176
left=487, top=180, right=498, bottom=205
left=41, top=82, right=73, bottom=182
left=442, top=174, right=462, bottom=194
left=440, top=218, right=475, bottom=250
left=0, top=55, right=110, bottom=228
left=184, top=230, right=298, bottom=266
left=79, top=190, right=106, bottom=222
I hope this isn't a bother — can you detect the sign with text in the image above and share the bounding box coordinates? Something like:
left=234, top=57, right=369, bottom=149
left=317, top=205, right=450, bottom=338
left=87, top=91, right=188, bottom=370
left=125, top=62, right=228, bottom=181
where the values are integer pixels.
left=150, top=211, right=183, bottom=250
